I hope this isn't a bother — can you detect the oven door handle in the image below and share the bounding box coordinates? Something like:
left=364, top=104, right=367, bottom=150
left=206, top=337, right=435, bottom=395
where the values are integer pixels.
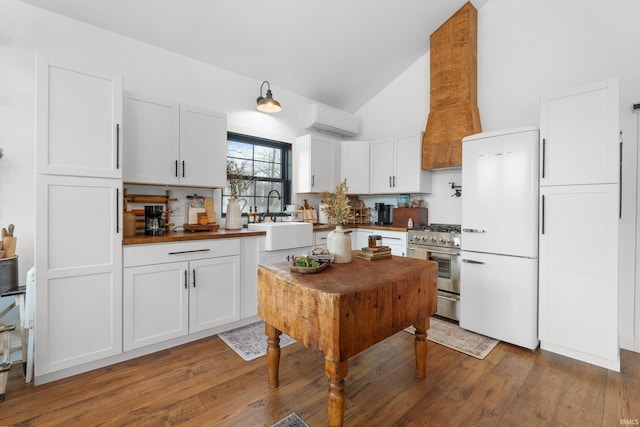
left=462, top=259, right=485, bottom=265
left=423, top=249, right=458, bottom=257
left=437, top=294, right=460, bottom=302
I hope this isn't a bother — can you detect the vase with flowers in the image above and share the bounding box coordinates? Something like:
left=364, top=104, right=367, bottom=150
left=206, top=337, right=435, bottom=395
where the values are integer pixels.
left=320, top=182, right=355, bottom=263
left=225, top=160, right=253, bottom=230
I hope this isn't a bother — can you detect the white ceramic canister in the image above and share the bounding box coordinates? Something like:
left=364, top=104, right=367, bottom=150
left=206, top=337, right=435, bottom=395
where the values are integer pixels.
left=327, top=225, right=352, bottom=263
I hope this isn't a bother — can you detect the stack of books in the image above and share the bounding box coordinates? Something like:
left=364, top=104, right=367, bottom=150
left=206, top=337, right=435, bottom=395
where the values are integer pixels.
left=357, top=245, right=392, bottom=261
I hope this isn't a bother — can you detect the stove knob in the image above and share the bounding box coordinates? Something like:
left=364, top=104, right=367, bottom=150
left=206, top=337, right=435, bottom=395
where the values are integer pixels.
left=421, top=236, right=428, bottom=242
left=438, top=237, right=446, bottom=244
left=430, top=236, right=437, bottom=243
left=446, top=238, right=454, bottom=245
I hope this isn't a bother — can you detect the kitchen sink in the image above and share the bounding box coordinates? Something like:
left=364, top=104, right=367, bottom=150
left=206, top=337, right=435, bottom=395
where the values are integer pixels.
left=247, top=222, right=313, bottom=251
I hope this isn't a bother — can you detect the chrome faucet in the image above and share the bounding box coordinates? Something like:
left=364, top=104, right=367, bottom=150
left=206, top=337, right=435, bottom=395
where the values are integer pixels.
left=266, top=189, right=281, bottom=215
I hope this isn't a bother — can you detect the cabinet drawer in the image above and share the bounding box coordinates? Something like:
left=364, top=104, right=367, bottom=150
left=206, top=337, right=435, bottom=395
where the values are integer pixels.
left=357, top=228, right=407, bottom=246
left=124, top=239, right=240, bottom=267
left=314, top=231, right=331, bottom=247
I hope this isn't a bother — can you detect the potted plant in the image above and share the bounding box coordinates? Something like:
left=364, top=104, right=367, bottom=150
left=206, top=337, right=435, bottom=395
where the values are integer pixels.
left=320, top=182, right=355, bottom=263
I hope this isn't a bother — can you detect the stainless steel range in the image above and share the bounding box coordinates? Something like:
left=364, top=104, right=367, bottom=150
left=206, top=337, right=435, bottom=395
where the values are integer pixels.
left=407, top=224, right=461, bottom=321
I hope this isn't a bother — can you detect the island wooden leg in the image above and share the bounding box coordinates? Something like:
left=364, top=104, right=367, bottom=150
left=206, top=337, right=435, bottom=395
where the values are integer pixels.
left=265, top=322, right=282, bottom=389
left=413, top=318, right=429, bottom=379
left=325, top=359, right=348, bottom=427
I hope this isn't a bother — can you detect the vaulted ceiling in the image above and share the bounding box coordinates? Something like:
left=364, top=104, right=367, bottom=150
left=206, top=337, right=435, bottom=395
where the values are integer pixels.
left=17, top=0, right=490, bottom=112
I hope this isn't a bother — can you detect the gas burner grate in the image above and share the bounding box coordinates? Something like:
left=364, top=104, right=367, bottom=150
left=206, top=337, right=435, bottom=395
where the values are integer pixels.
left=422, top=224, right=461, bottom=233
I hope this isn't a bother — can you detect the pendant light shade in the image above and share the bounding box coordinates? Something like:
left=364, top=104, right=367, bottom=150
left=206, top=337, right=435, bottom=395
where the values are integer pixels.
left=256, top=81, right=282, bottom=113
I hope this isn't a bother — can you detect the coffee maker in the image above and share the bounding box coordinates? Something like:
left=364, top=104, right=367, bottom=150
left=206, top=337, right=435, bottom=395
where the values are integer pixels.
left=374, top=203, right=392, bottom=225
left=144, top=205, right=165, bottom=236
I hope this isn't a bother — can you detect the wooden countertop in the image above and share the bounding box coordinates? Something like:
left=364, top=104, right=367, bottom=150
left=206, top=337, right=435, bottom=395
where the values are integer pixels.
left=123, top=228, right=265, bottom=245
left=123, top=223, right=408, bottom=246
left=314, top=224, right=409, bottom=232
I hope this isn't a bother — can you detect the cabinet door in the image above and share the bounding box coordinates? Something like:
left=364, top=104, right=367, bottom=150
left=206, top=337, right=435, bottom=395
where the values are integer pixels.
left=260, top=250, right=295, bottom=266
left=341, top=141, right=369, bottom=194
left=540, top=79, right=619, bottom=186
left=123, top=93, right=180, bottom=185
left=36, top=56, right=123, bottom=178
left=35, top=175, right=123, bottom=376
left=369, top=137, right=395, bottom=193
left=179, top=105, right=227, bottom=188
left=539, top=184, right=619, bottom=370
left=294, top=134, right=339, bottom=193
left=123, top=262, right=189, bottom=351
left=189, top=256, right=240, bottom=333
left=394, top=133, right=431, bottom=193
left=310, top=136, right=338, bottom=192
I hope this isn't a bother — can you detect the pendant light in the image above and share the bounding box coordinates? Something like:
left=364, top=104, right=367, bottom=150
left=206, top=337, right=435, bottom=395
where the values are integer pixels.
left=256, top=81, right=282, bottom=113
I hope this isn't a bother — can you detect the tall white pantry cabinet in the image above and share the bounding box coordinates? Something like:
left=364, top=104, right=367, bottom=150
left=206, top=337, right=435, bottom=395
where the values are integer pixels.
left=35, top=56, right=123, bottom=380
left=538, top=79, right=620, bottom=371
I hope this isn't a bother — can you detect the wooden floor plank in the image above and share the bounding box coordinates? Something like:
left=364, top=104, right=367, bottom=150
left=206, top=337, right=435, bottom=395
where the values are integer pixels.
left=2, top=331, right=639, bottom=426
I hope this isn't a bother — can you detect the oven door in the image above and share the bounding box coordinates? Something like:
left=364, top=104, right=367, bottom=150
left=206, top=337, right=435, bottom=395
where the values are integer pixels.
left=407, top=245, right=460, bottom=294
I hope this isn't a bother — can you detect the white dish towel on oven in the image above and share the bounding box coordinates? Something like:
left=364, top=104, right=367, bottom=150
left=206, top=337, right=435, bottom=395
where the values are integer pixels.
left=414, top=248, right=429, bottom=260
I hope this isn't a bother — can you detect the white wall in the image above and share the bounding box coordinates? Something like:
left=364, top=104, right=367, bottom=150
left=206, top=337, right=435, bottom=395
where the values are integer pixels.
left=0, top=0, right=329, bottom=283
left=356, top=0, right=640, bottom=350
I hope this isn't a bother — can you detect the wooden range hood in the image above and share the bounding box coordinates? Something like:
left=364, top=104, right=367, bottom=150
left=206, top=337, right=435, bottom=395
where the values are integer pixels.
left=422, top=2, right=481, bottom=169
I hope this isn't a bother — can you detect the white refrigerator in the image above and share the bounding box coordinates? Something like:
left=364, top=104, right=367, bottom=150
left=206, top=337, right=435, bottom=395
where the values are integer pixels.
left=460, top=126, right=539, bottom=350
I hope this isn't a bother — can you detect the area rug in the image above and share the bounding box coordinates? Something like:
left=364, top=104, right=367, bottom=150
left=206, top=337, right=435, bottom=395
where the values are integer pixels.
left=218, top=321, right=296, bottom=361
left=405, top=317, right=499, bottom=360
left=270, top=412, right=309, bottom=427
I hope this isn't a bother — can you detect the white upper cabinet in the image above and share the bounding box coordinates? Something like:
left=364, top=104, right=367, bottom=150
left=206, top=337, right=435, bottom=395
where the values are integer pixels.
left=123, top=94, right=180, bottom=185
left=294, top=134, right=340, bottom=193
left=340, top=140, right=370, bottom=194
left=179, top=104, right=227, bottom=188
left=36, top=56, right=123, bottom=179
left=540, top=79, right=620, bottom=186
left=369, top=132, right=431, bottom=194
left=124, top=92, right=227, bottom=187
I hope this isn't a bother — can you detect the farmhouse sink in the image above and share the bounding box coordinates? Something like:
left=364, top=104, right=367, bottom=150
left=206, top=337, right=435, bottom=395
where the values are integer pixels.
left=248, top=222, right=313, bottom=251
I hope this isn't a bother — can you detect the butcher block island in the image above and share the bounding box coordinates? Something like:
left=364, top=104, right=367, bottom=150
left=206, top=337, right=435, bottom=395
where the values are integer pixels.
left=258, top=253, right=438, bottom=427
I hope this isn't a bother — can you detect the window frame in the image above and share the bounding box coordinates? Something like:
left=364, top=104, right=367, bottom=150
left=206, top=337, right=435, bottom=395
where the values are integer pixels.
left=224, top=132, right=292, bottom=216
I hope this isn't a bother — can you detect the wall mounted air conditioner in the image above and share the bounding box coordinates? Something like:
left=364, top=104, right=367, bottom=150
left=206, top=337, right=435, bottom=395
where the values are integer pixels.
left=304, top=103, right=359, bottom=138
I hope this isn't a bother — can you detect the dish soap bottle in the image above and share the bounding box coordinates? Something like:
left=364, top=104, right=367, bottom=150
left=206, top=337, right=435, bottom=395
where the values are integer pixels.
left=407, top=217, right=414, bottom=228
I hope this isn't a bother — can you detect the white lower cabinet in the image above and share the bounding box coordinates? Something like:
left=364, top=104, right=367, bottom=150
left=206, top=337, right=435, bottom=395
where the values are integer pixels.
left=123, top=262, right=189, bottom=351
left=538, top=184, right=619, bottom=370
left=123, top=239, right=240, bottom=352
left=35, top=175, right=122, bottom=378
left=259, top=248, right=313, bottom=266
left=356, top=228, right=407, bottom=256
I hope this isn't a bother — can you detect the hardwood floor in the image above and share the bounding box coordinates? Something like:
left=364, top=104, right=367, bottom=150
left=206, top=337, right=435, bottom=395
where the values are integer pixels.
left=2, top=329, right=639, bottom=426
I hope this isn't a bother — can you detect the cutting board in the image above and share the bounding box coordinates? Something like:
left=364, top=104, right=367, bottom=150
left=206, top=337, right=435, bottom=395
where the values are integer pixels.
left=393, top=208, right=428, bottom=227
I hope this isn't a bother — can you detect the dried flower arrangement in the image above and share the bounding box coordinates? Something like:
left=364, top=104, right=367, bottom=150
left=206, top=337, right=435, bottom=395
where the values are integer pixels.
left=320, top=182, right=355, bottom=225
left=226, top=159, right=253, bottom=198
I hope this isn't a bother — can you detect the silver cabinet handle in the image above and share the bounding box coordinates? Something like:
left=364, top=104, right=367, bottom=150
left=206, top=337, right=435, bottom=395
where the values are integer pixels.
left=184, top=270, right=187, bottom=289
left=192, top=268, right=196, bottom=287
left=462, top=228, right=486, bottom=233
left=462, top=259, right=485, bottom=265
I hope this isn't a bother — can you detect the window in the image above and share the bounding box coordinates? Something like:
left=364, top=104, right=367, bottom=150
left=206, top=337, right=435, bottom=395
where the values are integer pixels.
left=224, top=133, right=292, bottom=215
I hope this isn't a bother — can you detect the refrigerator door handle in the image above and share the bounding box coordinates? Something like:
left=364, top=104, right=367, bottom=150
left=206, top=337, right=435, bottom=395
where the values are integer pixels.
left=462, top=228, right=486, bottom=233
left=462, top=259, right=485, bottom=265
